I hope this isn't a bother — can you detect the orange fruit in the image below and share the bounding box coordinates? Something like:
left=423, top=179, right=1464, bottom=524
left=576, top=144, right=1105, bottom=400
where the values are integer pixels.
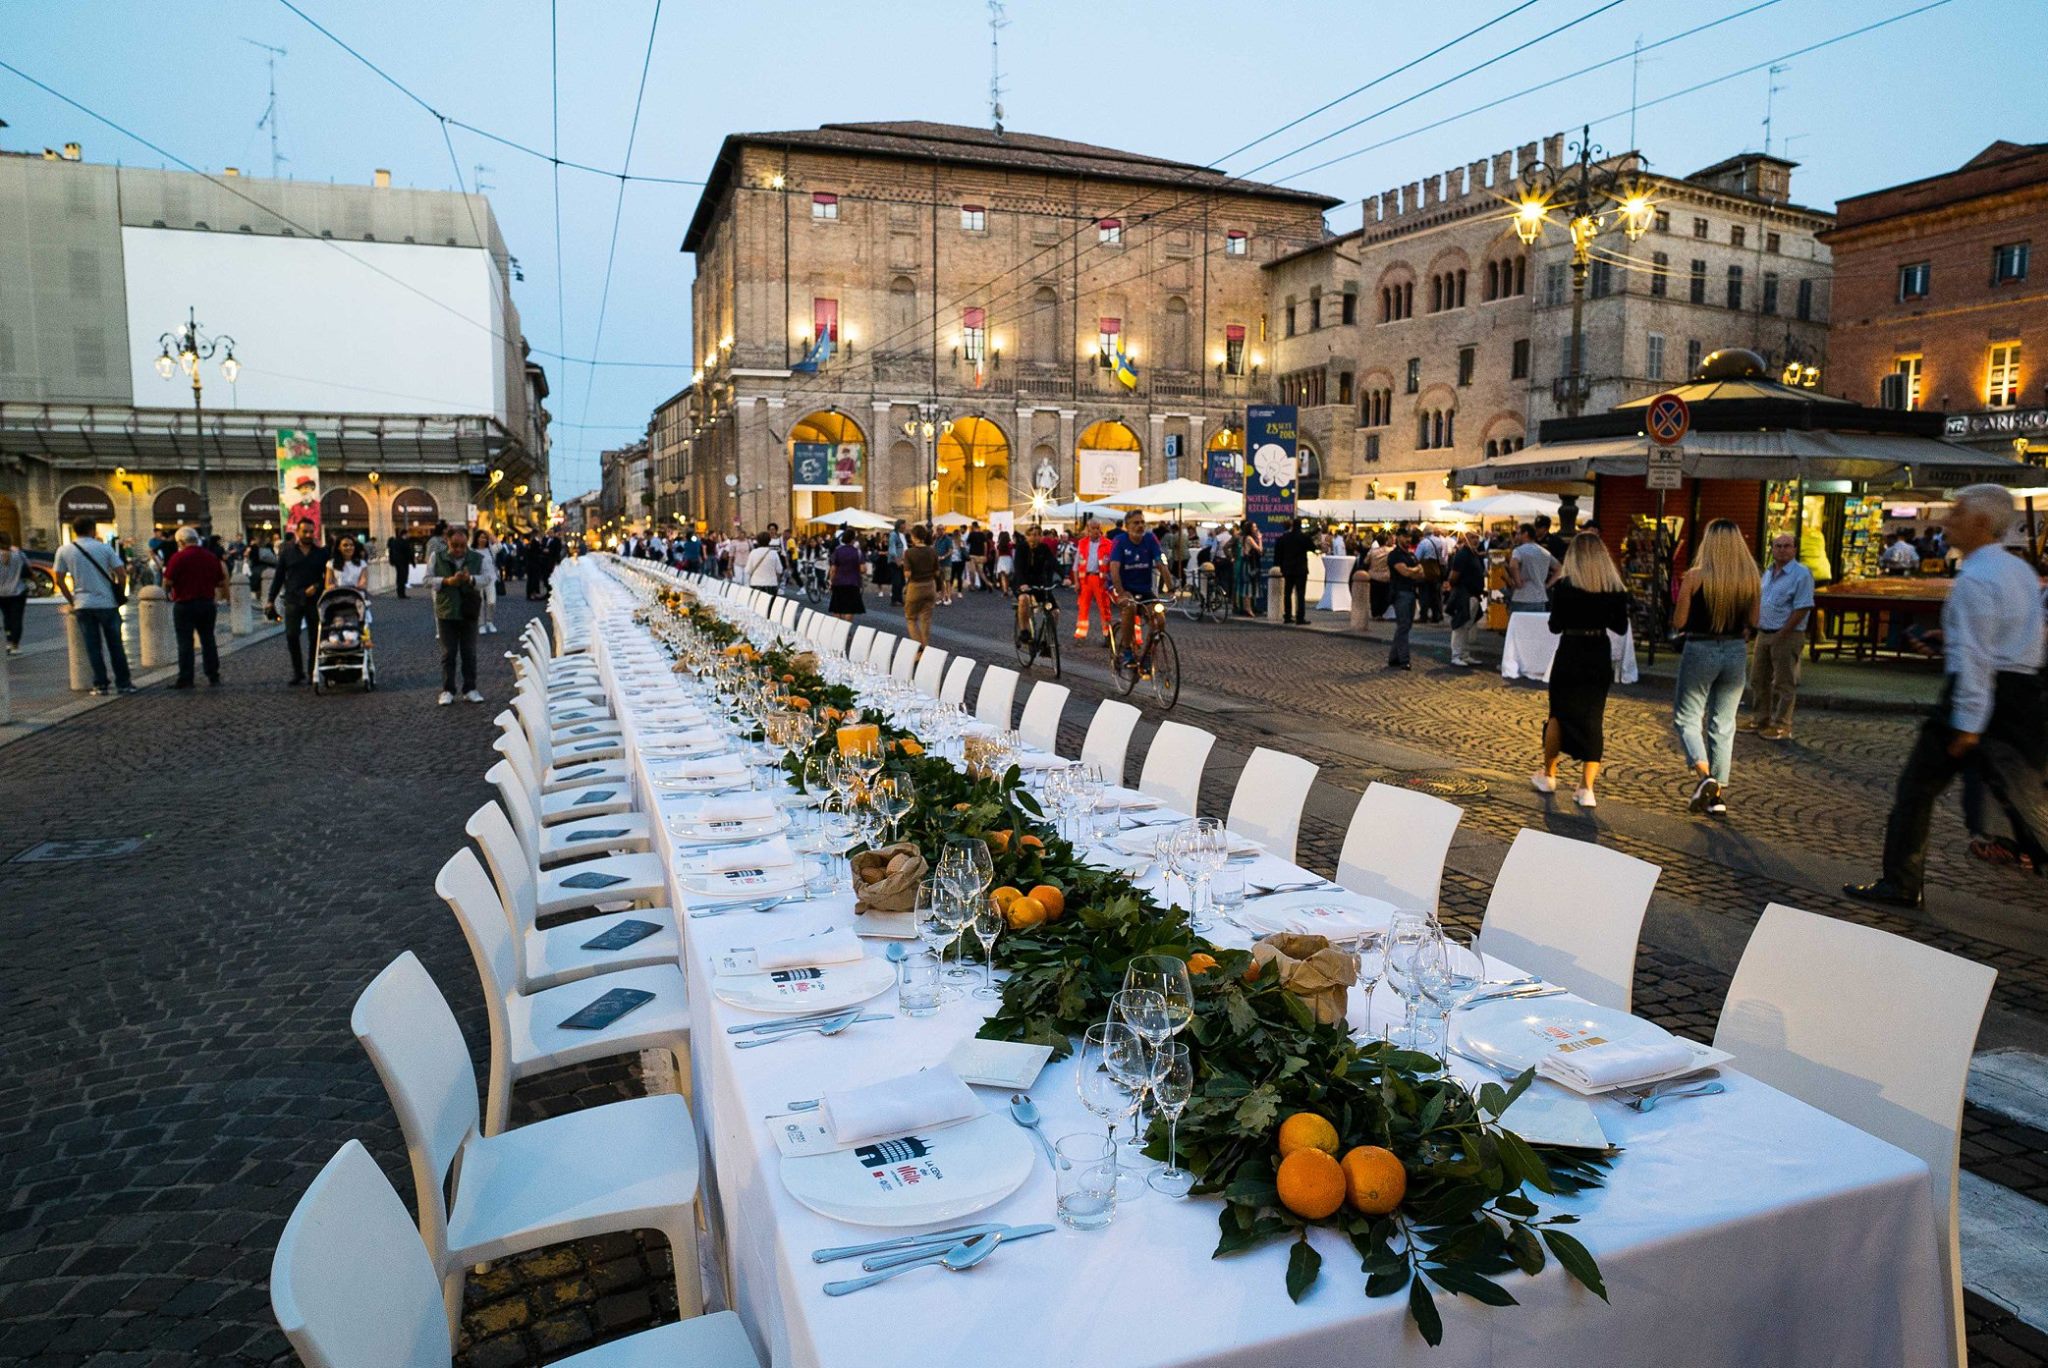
left=990, top=886, right=1024, bottom=912
left=1019, top=834, right=1045, bottom=850
left=952, top=802, right=972, bottom=812
left=1005, top=896, right=1047, bottom=931
left=1186, top=952, right=1219, bottom=976
left=986, top=829, right=1012, bottom=855
left=784, top=695, right=810, bottom=710
left=1275, top=1148, right=1347, bottom=1220
left=895, top=738, right=924, bottom=757
left=1276, top=1112, right=1340, bottom=1159
left=1027, top=884, right=1065, bottom=919
left=1339, top=1145, right=1407, bottom=1216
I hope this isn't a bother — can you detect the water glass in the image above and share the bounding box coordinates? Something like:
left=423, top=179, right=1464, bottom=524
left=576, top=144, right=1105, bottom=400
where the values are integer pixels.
left=1209, top=865, right=1246, bottom=923
left=1054, top=1133, right=1118, bottom=1231
left=896, top=950, right=943, bottom=1018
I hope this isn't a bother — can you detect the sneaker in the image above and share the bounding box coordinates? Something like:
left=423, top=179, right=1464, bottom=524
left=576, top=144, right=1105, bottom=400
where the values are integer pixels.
left=117, top=685, right=139, bottom=695
left=1707, top=793, right=1728, bottom=816
left=1759, top=727, right=1790, bottom=741
left=1531, top=774, right=1557, bottom=794
left=88, top=686, right=108, bottom=696
left=1120, top=650, right=1136, bottom=669
left=464, top=690, right=485, bottom=704
left=1574, top=788, right=1599, bottom=809
left=438, top=691, right=455, bottom=706
left=1688, top=776, right=1719, bottom=814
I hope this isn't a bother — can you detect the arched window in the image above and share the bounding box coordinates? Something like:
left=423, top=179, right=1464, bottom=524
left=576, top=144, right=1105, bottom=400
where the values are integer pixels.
left=888, top=276, right=917, bottom=342
left=1028, top=286, right=1057, bottom=362
left=1162, top=296, right=1190, bottom=370
left=1485, top=261, right=1499, bottom=301
left=1486, top=439, right=1498, bottom=459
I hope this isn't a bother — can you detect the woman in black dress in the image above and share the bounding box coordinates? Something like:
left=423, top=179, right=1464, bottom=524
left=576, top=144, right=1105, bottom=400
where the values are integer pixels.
left=827, top=528, right=867, bottom=620
left=1534, top=531, right=1632, bottom=808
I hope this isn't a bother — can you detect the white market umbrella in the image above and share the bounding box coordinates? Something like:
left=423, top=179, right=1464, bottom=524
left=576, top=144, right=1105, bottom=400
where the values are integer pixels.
left=1032, top=497, right=1121, bottom=522
left=807, top=507, right=897, bottom=531
left=931, top=511, right=976, bottom=530
left=1441, top=492, right=1568, bottom=520
left=1098, top=478, right=1244, bottom=517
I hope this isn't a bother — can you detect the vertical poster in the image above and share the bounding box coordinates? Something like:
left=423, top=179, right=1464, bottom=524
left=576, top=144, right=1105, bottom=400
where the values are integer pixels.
left=277, top=428, right=321, bottom=539
left=1243, top=405, right=1298, bottom=538
left=1203, top=447, right=1244, bottom=492
left=793, top=441, right=865, bottom=491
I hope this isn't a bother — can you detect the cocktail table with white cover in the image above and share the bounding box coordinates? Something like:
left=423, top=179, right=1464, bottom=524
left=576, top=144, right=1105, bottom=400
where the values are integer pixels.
left=1315, top=554, right=1355, bottom=612
left=1499, top=610, right=1640, bottom=684
left=576, top=561, right=1943, bottom=1368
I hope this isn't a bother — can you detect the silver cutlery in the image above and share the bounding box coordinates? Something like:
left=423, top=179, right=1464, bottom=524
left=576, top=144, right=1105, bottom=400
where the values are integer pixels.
left=1443, top=1041, right=1516, bottom=1079
left=860, top=1224, right=1053, bottom=1270
left=1247, top=880, right=1338, bottom=899
left=689, top=896, right=790, bottom=919
left=1453, top=983, right=1567, bottom=1010
left=734, top=1014, right=891, bottom=1038
left=822, top=1231, right=1002, bottom=1295
left=1009, top=1094, right=1067, bottom=1170
left=815, top=1223, right=1005, bottom=1264
left=727, top=1009, right=853, bottom=1034
left=1614, top=1073, right=1726, bottom=1112
left=734, top=1011, right=861, bottom=1048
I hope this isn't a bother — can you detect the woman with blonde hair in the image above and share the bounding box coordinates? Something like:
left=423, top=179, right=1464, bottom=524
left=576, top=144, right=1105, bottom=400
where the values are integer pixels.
left=1534, top=531, right=1632, bottom=806
left=1671, top=518, right=1760, bottom=815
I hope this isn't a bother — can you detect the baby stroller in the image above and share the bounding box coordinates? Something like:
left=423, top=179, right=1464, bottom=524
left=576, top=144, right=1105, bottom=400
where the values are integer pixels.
left=312, top=587, right=376, bottom=693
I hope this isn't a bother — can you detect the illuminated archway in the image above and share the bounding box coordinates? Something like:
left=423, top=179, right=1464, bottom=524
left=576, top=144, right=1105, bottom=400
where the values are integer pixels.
left=1075, top=419, right=1141, bottom=498
left=934, top=416, right=1011, bottom=521
left=1202, top=424, right=1244, bottom=488
left=789, top=410, right=868, bottom=525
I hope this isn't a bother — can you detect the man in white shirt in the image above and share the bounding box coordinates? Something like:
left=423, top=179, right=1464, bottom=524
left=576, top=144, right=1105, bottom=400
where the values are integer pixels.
left=1415, top=525, right=1447, bottom=622
left=1880, top=533, right=1920, bottom=575
left=1748, top=533, right=1816, bottom=740
left=53, top=519, right=136, bottom=695
left=1848, top=485, right=2047, bottom=910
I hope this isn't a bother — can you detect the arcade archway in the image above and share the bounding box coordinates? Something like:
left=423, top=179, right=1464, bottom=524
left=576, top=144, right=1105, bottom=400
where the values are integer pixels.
left=934, top=416, right=1011, bottom=521
left=790, top=410, right=868, bottom=526
left=1075, top=419, right=1141, bottom=498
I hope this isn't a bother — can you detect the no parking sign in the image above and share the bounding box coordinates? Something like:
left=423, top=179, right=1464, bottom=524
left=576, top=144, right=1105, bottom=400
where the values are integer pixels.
left=1646, top=392, right=1690, bottom=446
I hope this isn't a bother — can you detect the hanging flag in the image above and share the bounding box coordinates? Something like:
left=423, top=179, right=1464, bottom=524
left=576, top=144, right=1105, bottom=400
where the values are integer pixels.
left=789, top=329, right=834, bottom=374
left=1112, top=339, right=1139, bottom=391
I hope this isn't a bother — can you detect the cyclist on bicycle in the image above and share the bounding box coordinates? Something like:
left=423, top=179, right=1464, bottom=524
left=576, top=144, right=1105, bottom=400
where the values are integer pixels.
left=1109, top=509, right=1164, bottom=670
left=1014, top=524, right=1063, bottom=646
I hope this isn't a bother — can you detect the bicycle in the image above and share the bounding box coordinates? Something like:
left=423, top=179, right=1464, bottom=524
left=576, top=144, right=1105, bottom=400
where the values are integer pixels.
left=1173, top=564, right=1233, bottom=623
left=1013, top=588, right=1062, bottom=678
left=1107, top=596, right=1180, bottom=709
left=794, top=557, right=829, bottom=607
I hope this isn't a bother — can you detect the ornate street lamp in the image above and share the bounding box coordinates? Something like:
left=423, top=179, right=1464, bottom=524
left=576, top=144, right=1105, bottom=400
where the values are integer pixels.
left=1512, top=126, right=1655, bottom=418
left=903, top=401, right=952, bottom=524
left=155, top=307, right=240, bottom=534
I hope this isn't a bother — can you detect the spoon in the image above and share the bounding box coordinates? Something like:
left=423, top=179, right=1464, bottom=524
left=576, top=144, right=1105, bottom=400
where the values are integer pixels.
left=1622, top=1080, right=1727, bottom=1112
left=1009, top=1094, right=1067, bottom=1170
left=734, top=1011, right=861, bottom=1048
left=823, top=1231, right=1002, bottom=1295
left=885, top=942, right=909, bottom=964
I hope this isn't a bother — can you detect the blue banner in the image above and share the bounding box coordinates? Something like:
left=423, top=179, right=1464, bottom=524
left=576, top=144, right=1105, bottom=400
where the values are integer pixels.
left=1203, top=448, right=1243, bottom=492
left=1244, top=405, right=1298, bottom=538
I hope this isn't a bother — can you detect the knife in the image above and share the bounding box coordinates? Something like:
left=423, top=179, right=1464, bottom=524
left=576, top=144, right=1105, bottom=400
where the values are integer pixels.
left=811, top=1222, right=1005, bottom=1264
left=736, top=1013, right=891, bottom=1036
left=859, top=1224, right=1055, bottom=1270
left=1455, top=984, right=1567, bottom=1010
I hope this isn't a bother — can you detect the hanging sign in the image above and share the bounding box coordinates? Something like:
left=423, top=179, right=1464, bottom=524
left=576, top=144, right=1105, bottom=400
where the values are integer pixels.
left=1244, top=404, right=1299, bottom=537
left=277, top=429, right=322, bottom=538
left=1646, top=444, right=1684, bottom=491
left=793, top=441, right=864, bottom=491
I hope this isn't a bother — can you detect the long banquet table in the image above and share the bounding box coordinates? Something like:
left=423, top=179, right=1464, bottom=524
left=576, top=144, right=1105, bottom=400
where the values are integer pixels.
left=576, top=560, right=1946, bottom=1368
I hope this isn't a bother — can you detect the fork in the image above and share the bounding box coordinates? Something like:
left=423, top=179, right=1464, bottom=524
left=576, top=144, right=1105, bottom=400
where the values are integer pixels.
left=1615, top=1079, right=1726, bottom=1112
left=689, top=896, right=790, bottom=919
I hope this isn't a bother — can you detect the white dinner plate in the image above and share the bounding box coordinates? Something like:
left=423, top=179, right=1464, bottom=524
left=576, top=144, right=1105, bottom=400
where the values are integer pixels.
left=665, top=811, right=791, bottom=843
left=677, top=860, right=822, bottom=900
left=712, top=954, right=896, bottom=1014
left=1112, top=827, right=1260, bottom=858
left=778, top=1109, right=1036, bottom=1228
left=1454, top=997, right=1727, bottom=1090
left=1236, top=891, right=1395, bottom=940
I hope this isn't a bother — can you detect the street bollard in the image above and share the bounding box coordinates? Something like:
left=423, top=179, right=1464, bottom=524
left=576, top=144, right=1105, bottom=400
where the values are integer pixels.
left=1265, top=566, right=1286, bottom=624
left=137, top=586, right=174, bottom=668
left=65, top=605, right=90, bottom=691
left=0, top=643, right=10, bottom=724
left=229, top=580, right=253, bottom=637
left=121, top=596, right=142, bottom=662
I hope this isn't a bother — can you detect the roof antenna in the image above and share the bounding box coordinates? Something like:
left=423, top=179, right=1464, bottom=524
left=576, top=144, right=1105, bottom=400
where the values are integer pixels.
left=243, top=39, right=288, bottom=177
left=987, top=0, right=1008, bottom=135
left=1762, top=63, right=1789, bottom=156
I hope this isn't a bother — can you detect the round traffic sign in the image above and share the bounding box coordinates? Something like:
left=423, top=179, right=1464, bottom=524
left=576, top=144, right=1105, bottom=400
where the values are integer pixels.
left=1646, top=392, right=1690, bottom=446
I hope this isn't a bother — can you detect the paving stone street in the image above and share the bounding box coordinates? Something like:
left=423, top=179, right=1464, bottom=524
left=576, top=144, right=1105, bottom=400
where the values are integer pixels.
left=2, top=579, right=2044, bottom=1366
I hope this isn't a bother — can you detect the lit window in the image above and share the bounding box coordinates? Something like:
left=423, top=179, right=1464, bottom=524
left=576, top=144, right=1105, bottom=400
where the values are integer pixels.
left=1988, top=342, right=2022, bottom=408
left=1098, top=218, right=1122, bottom=245
left=1097, top=316, right=1120, bottom=369
left=960, top=205, right=986, bottom=232
left=811, top=192, right=838, bottom=220
left=1898, top=261, right=1930, bottom=300
left=1224, top=324, right=1246, bottom=375
left=962, top=307, right=986, bottom=363
left=1224, top=230, right=1247, bottom=256
left=812, top=298, right=838, bottom=342
left=1894, top=354, right=1922, bottom=411
left=1994, top=242, right=2030, bottom=284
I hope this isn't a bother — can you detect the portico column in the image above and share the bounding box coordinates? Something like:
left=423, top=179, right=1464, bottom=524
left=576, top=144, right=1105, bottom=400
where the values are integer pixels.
left=1057, top=409, right=1077, bottom=497
left=1147, top=413, right=1167, bottom=484
left=870, top=401, right=895, bottom=514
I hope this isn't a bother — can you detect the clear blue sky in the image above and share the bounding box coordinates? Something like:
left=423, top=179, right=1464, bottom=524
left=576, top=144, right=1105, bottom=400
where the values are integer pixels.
left=3, top=0, right=2041, bottom=495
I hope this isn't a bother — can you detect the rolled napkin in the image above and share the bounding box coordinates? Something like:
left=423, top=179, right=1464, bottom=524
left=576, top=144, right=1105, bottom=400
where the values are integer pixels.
left=756, top=926, right=864, bottom=971
left=698, top=836, right=795, bottom=871
left=1537, top=1033, right=1697, bottom=1091
left=685, top=793, right=778, bottom=823
left=822, top=1065, right=981, bottom=1147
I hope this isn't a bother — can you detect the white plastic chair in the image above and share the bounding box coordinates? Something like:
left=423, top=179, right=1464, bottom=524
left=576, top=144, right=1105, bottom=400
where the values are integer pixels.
left=1016, top=681, right=1069, bottom=753
left=1475, top=830, right=1658, bottom=1013
left=849, top=625, right=877, bottom=662
left=494, top=723, right=635, bottom=817
left=1334, top=782, right=1462, bottom=913
left=468, top=800, right=667, bottom=921
left=1078, top=700, right=1142, bottom=785
left=437, top=848, right=692, bottom=1136
left=817, top=617, right=853, bottom=656
left=890, top=635, right=920, bottom=682
left=912, top=645, right=949, bottom=698
left=1714, top=904, right=1994, bottom=1368
left=1138, top=720, right=1215, bottom=814
left=939, top=655, right=976, bottom=705
left=974, top=665, right=1020, bottom=729
left=353, top=953, right=712, bottom=1330
left=866, top=632, right=897, bottom=670
left=514, top=692, right=623, bottom=767
left=1224, top=747, right=1319, bottom=864
left=489, top=760, right=651, bottom=867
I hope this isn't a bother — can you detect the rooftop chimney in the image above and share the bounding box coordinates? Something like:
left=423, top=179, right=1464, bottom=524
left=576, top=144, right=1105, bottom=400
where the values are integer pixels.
left=373, top=168, right=391, bottom=188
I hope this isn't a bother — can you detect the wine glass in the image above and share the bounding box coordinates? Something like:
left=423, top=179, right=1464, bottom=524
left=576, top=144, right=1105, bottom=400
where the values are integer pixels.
left=937, top=872, right=979, bottom=982
left=795, top=807, right=854, bottom=898
left=1147, top=1042, right=1195, bottom=1198
left=1111, top=988, right=1170, bottom=1170
left=874, top=772, right=914, bottom=843
left=1185, top=818, right=1228, bottom=933
left=1347, top=924, right=1389, bottom=1037
left=1383, top=912, right=1449, bottom=1052
left=914, top=879, right=965, bottom=1003
left=970, top=896, right=1004, bottom=1000
left=955, top=838, right=993, bottom=901
left=1123, top=955, right=1196, bottom=1040
left=1076, top=1022, right=1148, bottom=1199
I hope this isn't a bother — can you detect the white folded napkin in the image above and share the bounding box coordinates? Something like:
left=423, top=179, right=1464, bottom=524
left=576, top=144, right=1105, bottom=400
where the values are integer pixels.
left=1015, top=751, right=1063, bottom=771
left=755, top=926, right=864, bottom=971
left=821, top=1066, right=981, bottom=1147
left=1537, top=1033, right=1697, bottom=1091
left=676, top=752, right=746, bottom=778
left=686, top=794, right=778, bottom=823
left=698, top=836, right=794, bottom=871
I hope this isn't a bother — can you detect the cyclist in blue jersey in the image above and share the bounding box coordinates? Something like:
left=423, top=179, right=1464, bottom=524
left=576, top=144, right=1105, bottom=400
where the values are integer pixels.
left=1109, top=509, right=1164, bottom=668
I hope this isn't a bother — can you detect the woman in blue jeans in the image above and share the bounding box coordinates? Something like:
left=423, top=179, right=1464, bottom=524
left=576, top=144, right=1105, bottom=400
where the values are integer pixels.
left=1670, top=519, right=1760, bottom=816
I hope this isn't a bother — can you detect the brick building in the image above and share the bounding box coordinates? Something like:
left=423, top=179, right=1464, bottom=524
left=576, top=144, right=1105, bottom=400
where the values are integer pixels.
left=1820, top=140, right=2047, bottom=458
left=676, top=121, right=1337, bottom=532
left=1266, top=136, right=1832, bottom=502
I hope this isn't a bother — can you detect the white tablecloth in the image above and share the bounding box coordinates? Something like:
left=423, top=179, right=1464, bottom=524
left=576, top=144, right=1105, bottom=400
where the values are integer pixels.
left=1499, top=611, right=1640, bottom=685
left=1315, top=554, right=1354, bottom=612
left=578, top=563, right=1943, bottom=1368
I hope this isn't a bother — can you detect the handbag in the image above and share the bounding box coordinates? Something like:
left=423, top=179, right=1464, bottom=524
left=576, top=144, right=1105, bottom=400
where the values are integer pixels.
left=77, top=543, right=127, bottom=608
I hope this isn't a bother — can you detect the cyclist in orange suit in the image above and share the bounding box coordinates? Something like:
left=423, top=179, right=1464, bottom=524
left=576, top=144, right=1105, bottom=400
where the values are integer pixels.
left=1072, top=515, right=1114, bottom=642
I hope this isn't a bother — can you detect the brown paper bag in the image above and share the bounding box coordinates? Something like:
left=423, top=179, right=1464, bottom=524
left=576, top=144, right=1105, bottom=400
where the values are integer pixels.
left=1250, top=933, right=1358, bottom=1026
left=850, top=842, right=927, bottom=917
